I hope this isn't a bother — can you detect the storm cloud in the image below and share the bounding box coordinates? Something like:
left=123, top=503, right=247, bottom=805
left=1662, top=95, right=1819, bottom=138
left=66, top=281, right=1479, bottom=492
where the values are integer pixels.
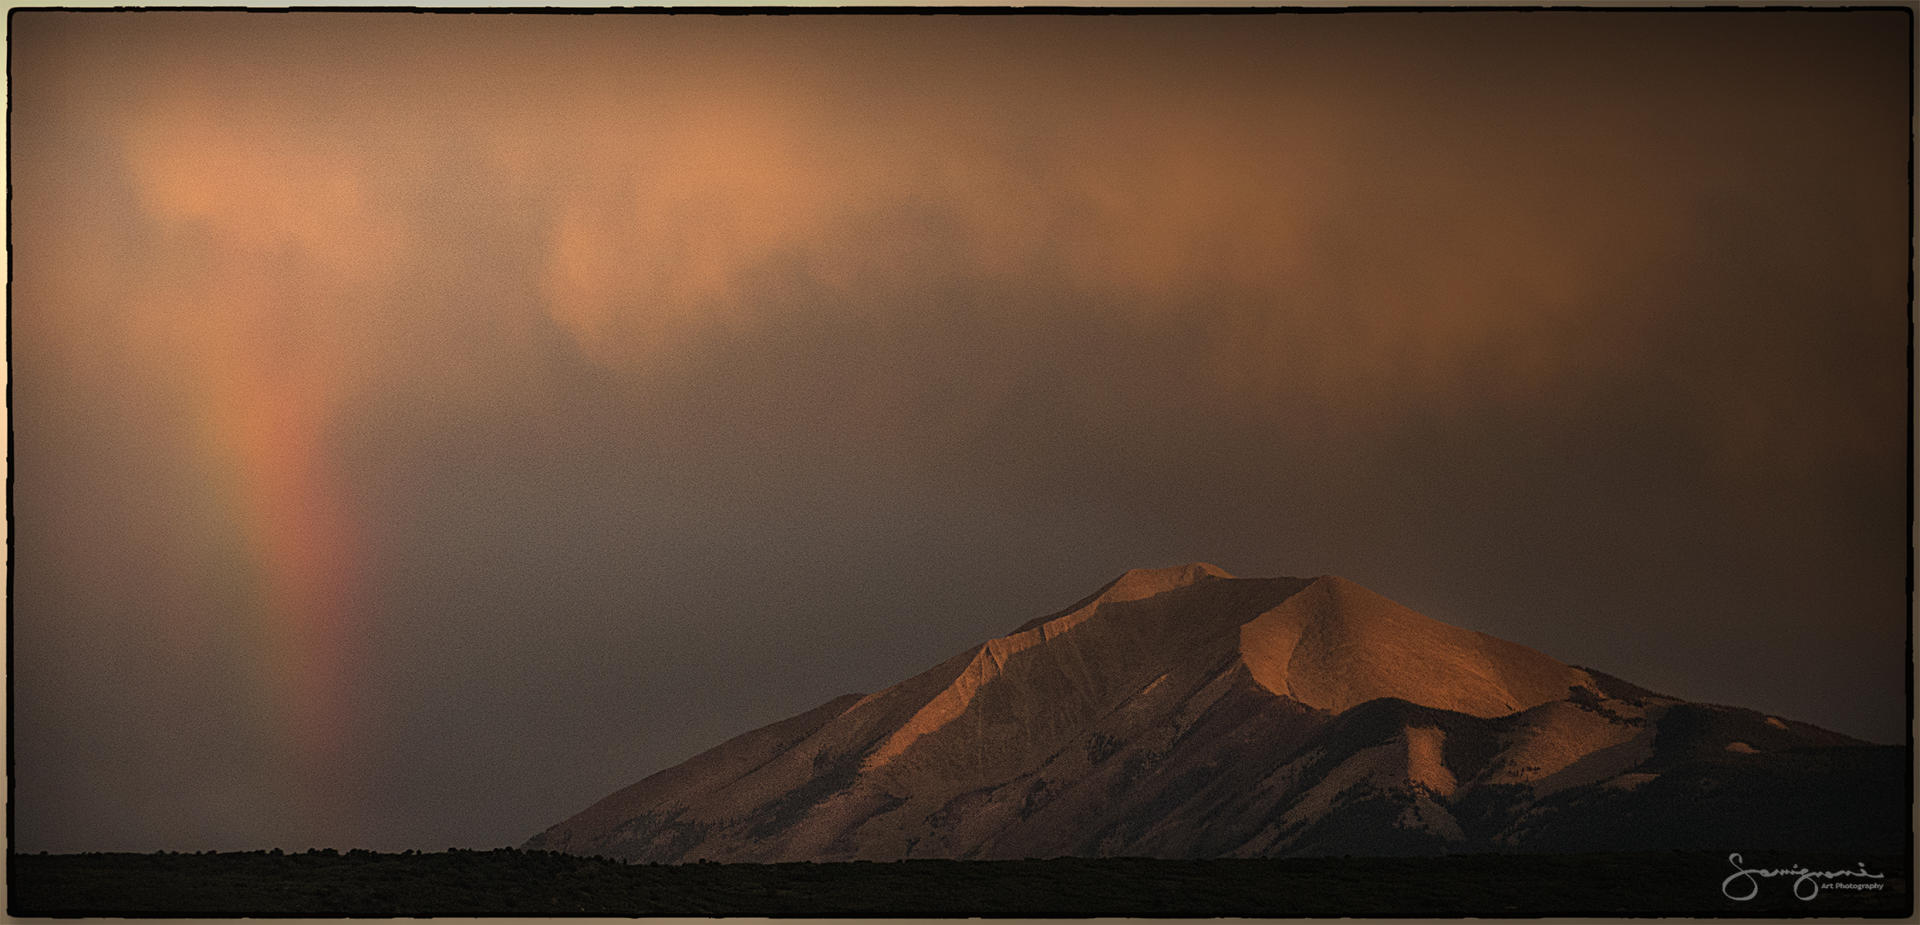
left=9, top=10, right=1908, bottom=853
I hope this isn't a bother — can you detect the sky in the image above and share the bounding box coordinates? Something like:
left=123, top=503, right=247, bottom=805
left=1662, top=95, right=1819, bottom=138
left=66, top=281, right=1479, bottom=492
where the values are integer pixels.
left=8, top=10, right=1909, bottom=854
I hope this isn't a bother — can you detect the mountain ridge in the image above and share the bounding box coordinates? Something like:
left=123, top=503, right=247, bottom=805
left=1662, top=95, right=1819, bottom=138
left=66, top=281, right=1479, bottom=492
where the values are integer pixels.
left=527, top=565, right=1893, bottom=862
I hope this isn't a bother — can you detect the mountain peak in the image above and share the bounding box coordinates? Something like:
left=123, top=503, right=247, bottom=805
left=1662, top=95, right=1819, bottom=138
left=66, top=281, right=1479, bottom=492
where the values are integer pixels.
left=1103, top=561, right=1233, bottom=602
left=1238, top=575, right=1593, bottom=718
left=1005, top=562, right=1238, bottom=637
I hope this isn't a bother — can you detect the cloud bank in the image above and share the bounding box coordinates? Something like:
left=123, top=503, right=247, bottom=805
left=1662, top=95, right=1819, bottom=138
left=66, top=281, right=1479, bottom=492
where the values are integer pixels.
left=10, top=11, right=1907, bottom=853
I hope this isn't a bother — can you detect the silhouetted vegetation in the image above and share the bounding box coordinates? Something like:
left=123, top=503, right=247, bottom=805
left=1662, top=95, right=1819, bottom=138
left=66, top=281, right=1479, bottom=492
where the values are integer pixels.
left=10, top=847, right=1909, bottom=917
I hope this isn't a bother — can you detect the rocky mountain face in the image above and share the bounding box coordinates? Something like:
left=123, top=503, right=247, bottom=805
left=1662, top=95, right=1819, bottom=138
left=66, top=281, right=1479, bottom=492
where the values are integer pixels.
left=527, top=565, right=1901, bottom=862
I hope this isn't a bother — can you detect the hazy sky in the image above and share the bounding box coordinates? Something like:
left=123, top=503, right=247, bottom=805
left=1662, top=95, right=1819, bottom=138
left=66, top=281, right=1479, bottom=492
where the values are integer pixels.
left=10, top=10, right=1909, bottom=854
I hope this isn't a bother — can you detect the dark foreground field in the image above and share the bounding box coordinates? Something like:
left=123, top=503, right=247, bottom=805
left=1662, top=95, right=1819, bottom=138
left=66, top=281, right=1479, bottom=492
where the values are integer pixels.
left=10, top=848, right=1910, bottom=917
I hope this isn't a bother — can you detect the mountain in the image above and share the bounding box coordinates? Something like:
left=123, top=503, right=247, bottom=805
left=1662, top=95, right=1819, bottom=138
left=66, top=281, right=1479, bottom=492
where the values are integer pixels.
left=527, top=565, right=1901, bottom=862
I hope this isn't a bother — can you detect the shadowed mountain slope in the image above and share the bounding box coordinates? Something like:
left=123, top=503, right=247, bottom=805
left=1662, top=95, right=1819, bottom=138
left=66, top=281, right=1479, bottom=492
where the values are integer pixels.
left=528, top=566, right=1895, bottom=862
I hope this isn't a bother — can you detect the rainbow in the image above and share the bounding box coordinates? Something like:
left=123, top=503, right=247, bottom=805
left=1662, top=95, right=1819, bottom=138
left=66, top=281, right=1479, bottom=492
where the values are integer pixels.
left=189, top=323, right=365, bottom=778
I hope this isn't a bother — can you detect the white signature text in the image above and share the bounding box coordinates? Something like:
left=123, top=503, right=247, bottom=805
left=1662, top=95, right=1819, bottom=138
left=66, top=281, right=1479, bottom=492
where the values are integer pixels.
left=1721, top=852, right=1886, bottom=901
